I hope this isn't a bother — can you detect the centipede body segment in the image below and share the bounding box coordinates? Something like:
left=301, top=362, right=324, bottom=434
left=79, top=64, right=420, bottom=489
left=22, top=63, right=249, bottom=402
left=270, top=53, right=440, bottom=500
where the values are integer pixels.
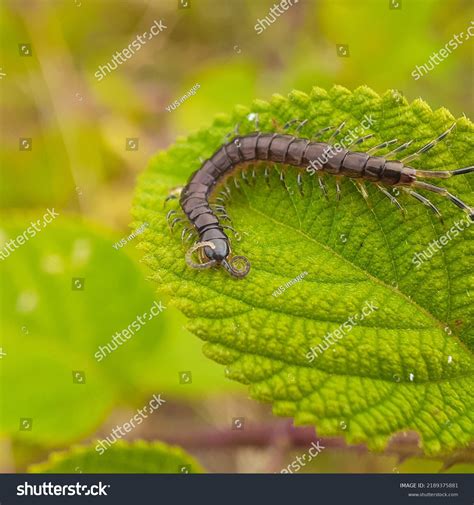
left=173, top=122, right=473, bottom=278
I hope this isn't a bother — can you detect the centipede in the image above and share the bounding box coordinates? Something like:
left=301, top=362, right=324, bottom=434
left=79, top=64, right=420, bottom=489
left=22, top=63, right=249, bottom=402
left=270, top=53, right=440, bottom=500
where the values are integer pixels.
left=166, top=116, right=474, bottom=279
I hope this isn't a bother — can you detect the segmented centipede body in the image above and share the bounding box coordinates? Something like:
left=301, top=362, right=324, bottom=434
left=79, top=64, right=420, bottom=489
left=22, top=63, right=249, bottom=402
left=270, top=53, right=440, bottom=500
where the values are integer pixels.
left=172, top=122, right=473, bottom=279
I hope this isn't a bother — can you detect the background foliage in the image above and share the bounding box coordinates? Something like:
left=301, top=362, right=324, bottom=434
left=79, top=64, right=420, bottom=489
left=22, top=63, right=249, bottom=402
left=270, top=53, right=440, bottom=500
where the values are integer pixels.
left=0, top=0, right=472, bottom=473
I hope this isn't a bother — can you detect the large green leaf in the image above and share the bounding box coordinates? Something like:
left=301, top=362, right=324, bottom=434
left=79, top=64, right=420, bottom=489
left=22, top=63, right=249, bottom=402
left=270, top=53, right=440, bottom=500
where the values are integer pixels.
left=133, top=86, right=473, bottom=455
left=28, top=440, right=203, bottom=473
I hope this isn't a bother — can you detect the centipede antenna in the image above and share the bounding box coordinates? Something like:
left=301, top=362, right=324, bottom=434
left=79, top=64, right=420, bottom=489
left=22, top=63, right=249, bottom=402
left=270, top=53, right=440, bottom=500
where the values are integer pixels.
left=403, top=188, right=443, bottom=220
left=401, top=123, right=456, bottom=164
left=385, top=140, right=414, bottom=158
left=376, top=183, right=405, bottom=214
left=412, top=181, right=473, bottom=219
left=367, top=138, right=398, bottom=155
left=328, top=121, right=346, bottom=142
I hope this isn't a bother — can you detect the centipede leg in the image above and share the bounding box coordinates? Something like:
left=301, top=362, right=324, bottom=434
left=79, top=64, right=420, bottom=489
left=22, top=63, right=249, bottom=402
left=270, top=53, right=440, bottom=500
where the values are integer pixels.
left=401, top=123, right=456, bottom=164
left=311, top=125, right=335, bottom=140
left=164, top=186, right=184, bottom=206
left=318, top=175, right=329, bottom=200
left=241, top=168, right=251, bottom=185
left=385, top=140, right=414, bottom=158
left=297, top=172, right=304, bottom=196
left=170, top=216, right=186, bottom=230
left=412, top=181, right=473, bottom=220
left=245, top=112, right=259, bottom=130
left=402, top=187, right=443, bottom=221
left=376, top=183, right=406, bottom=215
left=181, top=227, right=196, bottom=243
left=350, top=133, right=375, bottom=147
left=166, top=209, right=177, bottom=224
left=264, top=165, right=270, bottom=186
left=367, top=138, right=399, bottom=155
left=283, top=118, right=308, bottom=133
left=222, top=225, right=242, bottom=242
left=335, top=177, right=342, bottom=201
left=412, top=165, right=474, bottom=179
left=224, top=121, right=242, bottom=142
left=328, top=121, right=346, bottom=142
left=278, top=166, right=289, bottom=190
left=354, top=180, right=371, bottom=207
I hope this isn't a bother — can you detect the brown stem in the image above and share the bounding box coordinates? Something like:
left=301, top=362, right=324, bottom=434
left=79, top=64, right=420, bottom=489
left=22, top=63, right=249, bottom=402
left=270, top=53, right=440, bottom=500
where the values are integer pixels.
left=159, top=419, right=474, bottom=465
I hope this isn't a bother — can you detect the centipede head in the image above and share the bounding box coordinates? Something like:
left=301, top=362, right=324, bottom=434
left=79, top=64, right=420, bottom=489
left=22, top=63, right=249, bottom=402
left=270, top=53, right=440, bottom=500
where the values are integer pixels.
left=185, top=240, right=250, bottom=278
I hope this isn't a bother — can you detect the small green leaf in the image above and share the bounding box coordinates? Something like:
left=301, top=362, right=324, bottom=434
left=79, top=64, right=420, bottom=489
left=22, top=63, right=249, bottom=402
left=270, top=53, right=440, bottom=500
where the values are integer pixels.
left=133, top=86, right=474, bottom=455
left=0, top=216, right=242, bottom=449
left=28, top=440, right=203, bottom=473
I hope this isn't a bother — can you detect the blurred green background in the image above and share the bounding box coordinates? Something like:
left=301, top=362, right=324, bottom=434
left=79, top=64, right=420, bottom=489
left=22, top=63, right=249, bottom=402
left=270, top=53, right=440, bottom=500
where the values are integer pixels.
left=0, top=0, right=472, bottom=473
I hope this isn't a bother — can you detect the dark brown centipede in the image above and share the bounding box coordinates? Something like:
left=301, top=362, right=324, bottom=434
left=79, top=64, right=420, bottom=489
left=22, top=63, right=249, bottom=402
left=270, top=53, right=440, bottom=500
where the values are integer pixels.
left=168, top=119, right=473, bottom=279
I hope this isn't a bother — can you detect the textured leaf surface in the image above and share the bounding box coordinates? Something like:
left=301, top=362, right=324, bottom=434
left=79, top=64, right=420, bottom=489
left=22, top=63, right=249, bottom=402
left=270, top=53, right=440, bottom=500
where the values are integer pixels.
left=28, top=440, right=202, bottom=473
left=133, top=86, right=474, bottom=455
